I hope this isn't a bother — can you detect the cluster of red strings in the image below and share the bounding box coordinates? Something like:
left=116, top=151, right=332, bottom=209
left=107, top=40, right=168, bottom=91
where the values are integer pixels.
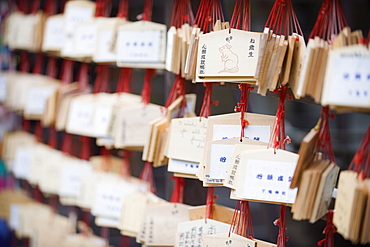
left=229, top=0, right=250, bottom=31
left=265, top=0, right=303, bottom=37
left=194, top=0, right=224, bottom=34
left=317, top=107, right=336, bottom=162
left=269, top=86, right=291, bottom=151
left=309, top=0, right=348, bottom=41
left=170, top=0, right=194, bottom=28
left=229, top=200, right=254, bottom=238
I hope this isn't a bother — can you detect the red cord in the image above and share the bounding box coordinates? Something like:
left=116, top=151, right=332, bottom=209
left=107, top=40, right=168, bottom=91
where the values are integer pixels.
left=205, top=187, right=215, bottom=219
left=170, top=177, right=185, bottom=203
left=140, top=162, right=156, bottom=193
left=141, top=69, right=156, bottom=105
left=116, top=68, right=133, bottom=93
left=60, top=59, right=74, bottom=85
left=317, top=210, right=336, bottom=247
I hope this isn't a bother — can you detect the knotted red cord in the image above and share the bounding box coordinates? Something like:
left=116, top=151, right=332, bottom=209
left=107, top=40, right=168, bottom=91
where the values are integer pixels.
left=269, top=86, right=291, bottom=247
left=317, top=210, right=336, bottom=247
left=274, top=205, right=289, bottom=247
left=205, top=187, right=216, bottom=220
left=234, top=84, right=252, bottom=141
left=199, top=83, right=218, bottom=118
left=317, top=107, right=336, bottom=162
left=269, top=86, right=291, bottom=152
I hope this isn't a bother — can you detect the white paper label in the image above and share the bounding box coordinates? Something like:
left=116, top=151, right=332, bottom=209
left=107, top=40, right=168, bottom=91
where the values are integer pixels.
left=117, top=30, right=162, bottom=62
left=0, top=74, right=7, bottom=101
left=168, top=159, right=200, bottom=175
left=238, top=159, right=297, bottom=204
left=175, top=219, right=230, bottom=247
left=208, top=144, right=235, bottom=179
left=213, top=125, right=270, bottom=143
left=58, top=160, right=92, bottom=197
left=25, top=86, right=55, bottom=115
left=66, top=100, right=94, bottom=135
left=13, top=147, right=33, bottom=179
left=91, top=180, right=139, bottom=218
left=323, top=53, right=370, bottom=107
left=43, top=16, right=65, bottom=50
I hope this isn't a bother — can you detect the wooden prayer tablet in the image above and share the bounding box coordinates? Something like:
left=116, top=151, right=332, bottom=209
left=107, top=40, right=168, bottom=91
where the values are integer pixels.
left=194, top=29, right=261, bottom=83
left=116, top=21, right=167, bottom=69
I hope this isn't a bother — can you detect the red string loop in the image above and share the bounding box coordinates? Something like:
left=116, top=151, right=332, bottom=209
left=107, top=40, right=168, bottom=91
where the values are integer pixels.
left=45, top=0, right=57, bottom=16
left=116, top=68, right=133, bottom=93
left=200, top=83, right=218, bottom=118
left=77, top=63, right=89, bottom=92
left=205, top=187, right=216, bottom=220
left=48, top=126, right=58, bottom=149
left=61, top=133, right=73, bottom=155
left=236, top=84, right=252, bottom=141
left=317, top=107, right=336, bottom=162
left=60, top=59, right=74, bottom=85
left=170, top=0, right=194, bottom=28
left=194, top=0, right=224, bottom=34
left=170, top=177, right=185, bottom=203
left=117, top=0, right=129, bottom=18
left=46, top=56, right=57, bottom=79
left=80, top=136, right=91, bottom=161
left=19, top=51, right=30, bottom=73
left=141, top=69, right=156, bottom=105
left=309, top=0, right=348, bottom=41
left=142, top=0, right=153, bottom=22
left=269, top=86, right=289, bottom=151
left=265, top=0, right=303, bottom=38
left=229, top=200, right=254, bottom=238
left=274, top=205, right=289, bottom=247
left=93, top=65, right=109, bottom=94
left=229, top=0, right=250, bottom=31
left=31, top=0, right=41, bottom=15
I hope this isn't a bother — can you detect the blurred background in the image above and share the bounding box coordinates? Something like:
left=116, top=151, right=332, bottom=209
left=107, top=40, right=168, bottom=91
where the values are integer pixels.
left=1, top=0, right=370, bottom=246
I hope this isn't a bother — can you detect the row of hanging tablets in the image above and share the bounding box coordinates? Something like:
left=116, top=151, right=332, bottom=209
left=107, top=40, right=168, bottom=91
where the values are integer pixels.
left=2, top=0, right=370, bottom=246
left=3, top=0, right=370, bottom=111
left=2, top=131, right=281, bottom=247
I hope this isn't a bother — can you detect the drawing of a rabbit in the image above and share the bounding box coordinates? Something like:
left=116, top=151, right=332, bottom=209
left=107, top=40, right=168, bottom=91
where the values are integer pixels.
left=218, top=44, right=239, bottom=73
